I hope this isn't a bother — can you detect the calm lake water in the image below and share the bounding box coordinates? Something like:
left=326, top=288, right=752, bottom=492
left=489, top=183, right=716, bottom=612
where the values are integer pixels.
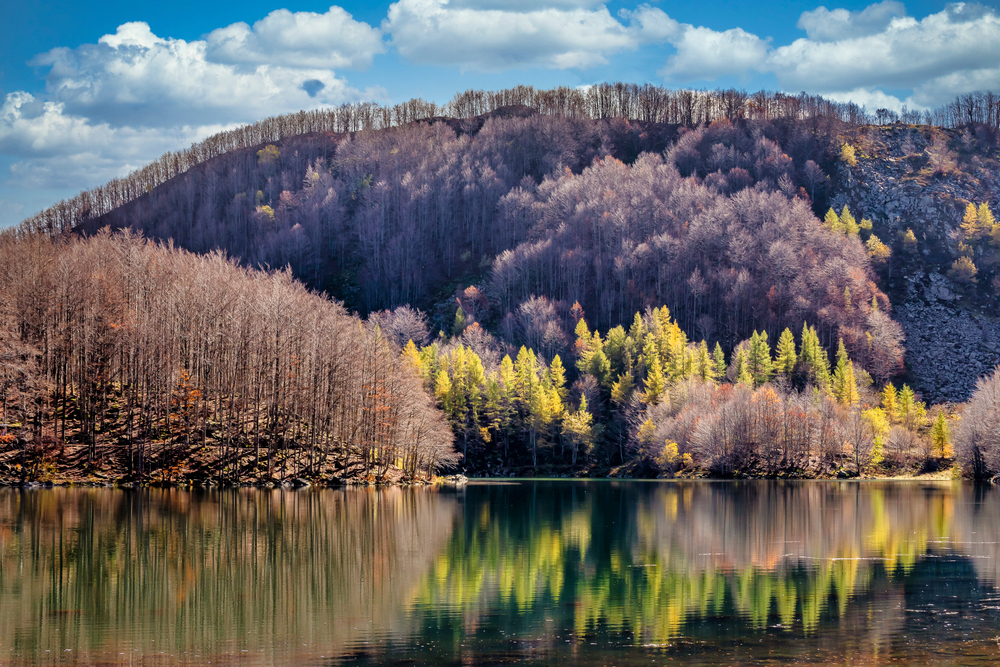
left=2, top=481, right=1000, bottom=665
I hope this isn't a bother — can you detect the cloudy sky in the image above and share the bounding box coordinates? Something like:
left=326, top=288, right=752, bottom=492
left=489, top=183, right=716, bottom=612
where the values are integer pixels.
left=2, top=0, right=999, bottom=227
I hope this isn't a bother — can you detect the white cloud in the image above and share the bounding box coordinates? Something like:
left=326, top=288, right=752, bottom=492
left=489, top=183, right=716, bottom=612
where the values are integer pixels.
left=448, top=0, right=605, bottom=8
left=383, top=0, right=674, bottom=70
left=660, top=26, right=769, bottom=81
left=645, top=2, right=1000, bottom=107
left=796, top=0, right=907, bottom=41
left=770, top=3, right=1000, bottom=105
left=0, top=91, right=226, bottom=191
left=32, top=20, right=382, bottom=129
left=822, top=88, right=909, bottom=112
left=205, top=7, right=384, bottom=70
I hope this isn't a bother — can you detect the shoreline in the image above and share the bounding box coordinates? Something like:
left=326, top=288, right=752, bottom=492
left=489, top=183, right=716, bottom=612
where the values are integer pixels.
left=0, top=469, right=967, bottom=489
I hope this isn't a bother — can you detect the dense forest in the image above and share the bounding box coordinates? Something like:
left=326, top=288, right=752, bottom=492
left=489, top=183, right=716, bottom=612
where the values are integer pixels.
left=3, top=83, right=1000, bottom=483
left=0, top=231, right=455, bottom=484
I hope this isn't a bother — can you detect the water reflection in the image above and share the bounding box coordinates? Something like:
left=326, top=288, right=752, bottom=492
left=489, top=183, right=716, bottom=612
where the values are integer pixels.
left=1, top=482, right=1000, bottom=665
left=0, top=487, right=458, bottom=665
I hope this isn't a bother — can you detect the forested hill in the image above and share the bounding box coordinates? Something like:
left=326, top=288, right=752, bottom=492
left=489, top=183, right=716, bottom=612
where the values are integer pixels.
left=5, top=84, right=1000, bottom=482
left=23, top=85, right=988, bottom=405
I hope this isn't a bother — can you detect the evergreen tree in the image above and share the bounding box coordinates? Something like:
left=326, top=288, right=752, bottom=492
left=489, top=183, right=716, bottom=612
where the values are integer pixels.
left=435, top=369, right=453, bottom=414
left=746, top=331, right=774, bottom=387
left=840, top=206, right=860, bottom=236
left=930, top=412, right=952, bottom=458
left=610, top=368, right=635, bottom=404
left=547, top=355, right=568, bottom=402
left=641, top=339, right=667, bottom=404
left=859, top=217, right=873, bottom=239
left=695, top=340, right=715, bottom=382
left=713, top=342, right=727, bottom=379
left=961, top=202, right=981, bottom=240
left=832, top=338, right=859, bottom=406
left=896, top=384, right=927, bottom=430
left=603, top=326, right=629, bottom=378
left=774, top=328, right=797, bottom=379
left=881, top=383, right=899, bottom=423
left=798, top=324, right=831, bottom=392
left=862, top=407, right=889, bottom=468
left=562, top=396, right=593, bottom=464
left=824, top=208, right=843, bottom=234
left=453, top=306, right=467, bottom=336
left=978, top=203, right=995, bottom=238
left=866, top=235, right=891, bottom=264
left=735, top=348, right=753, bottom=387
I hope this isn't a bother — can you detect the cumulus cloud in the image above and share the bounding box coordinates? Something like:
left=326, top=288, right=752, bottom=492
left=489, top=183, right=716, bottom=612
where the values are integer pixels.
left=383, top=0, right=674, bottom=70
left=448, top=0, right=605, bottom=8
left=647, top=2, right=1000, bottom=108
left=796, top=0, right=907, bottom=41
left=769, top=3, right=1000, bottom=99
left=823, top=88, right=909, bottom=112
left=205, top=6, right=384, bottom=70
left=32, top=21, right=380, bottom=129
left=0, top=91, right=225, bottom=190
left=660, top=26, right=769, bottom=81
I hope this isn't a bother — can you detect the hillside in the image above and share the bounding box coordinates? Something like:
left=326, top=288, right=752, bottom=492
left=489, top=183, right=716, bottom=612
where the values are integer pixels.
left=830, top=124, right=1000, bottom=401
left=5, top=84, right=1000, bottom=481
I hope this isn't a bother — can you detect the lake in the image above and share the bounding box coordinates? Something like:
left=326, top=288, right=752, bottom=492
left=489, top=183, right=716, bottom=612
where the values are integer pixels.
left=1, top=481, right=1000, bottom=665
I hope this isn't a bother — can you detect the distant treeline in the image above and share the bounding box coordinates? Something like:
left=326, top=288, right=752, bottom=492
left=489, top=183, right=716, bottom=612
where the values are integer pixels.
left=9, top=84, right=999, bottom=239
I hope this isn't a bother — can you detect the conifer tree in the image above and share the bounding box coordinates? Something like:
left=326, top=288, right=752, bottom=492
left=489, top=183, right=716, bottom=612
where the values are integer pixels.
left=774, top=328, right=797, bottom=378
left=734, top=348, right=753, bottom=387
left=454, top=306, right=467, bottom=336
left=435, top=369, right=453, bottom=414
left=824, top=208, right=843, bottom=234
left=746, top=331, right=774, bottom=387
left=603, top=326, right=629, bottom=378
left=832, top=338, right=859, bottom=406
left=628, top=312, right=646, bottom=346
left=961, top=202, right=981, bottom=240
left=641, top=339, right=667, bottom=404
left=402, top=339, right=422, bottom=372
left=636, top=418, right=658, bottom=457
left=610, top=368, right=635, bottom=404
left=859, top=217, right=873, bottom=239
left=574, top=318, right=592, bottom=365
left=713, top=342, right=727, bottom=379
left=798, top=324, right=831, bottom=392
left=866, top=235, right=891, bottom=264
left=547, top=355, right=568, bottom=402
left=881, top=383, right=899, bottom=423
left=695, top=341, right=715, bottom=382
left=840, top=206, right=859, bottom=236
left=863, top=407, right=890, bottom=468
left=978, top=203, right=995, bottom=238
left=931, top=412, right=952, bottom=458
left=896, top=384, right=927, bottom=430
left=562, top=396, right=593, bottom=464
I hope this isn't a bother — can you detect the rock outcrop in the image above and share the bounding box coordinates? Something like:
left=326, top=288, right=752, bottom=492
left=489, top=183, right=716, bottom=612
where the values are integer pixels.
left=894, top=271, right=1000, bottom=402
left=828, top=126, right=1000, bottom=401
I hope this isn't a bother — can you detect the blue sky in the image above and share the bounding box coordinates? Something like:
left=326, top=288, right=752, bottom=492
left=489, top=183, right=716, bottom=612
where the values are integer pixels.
left=2, top=0, right=999, bottom=227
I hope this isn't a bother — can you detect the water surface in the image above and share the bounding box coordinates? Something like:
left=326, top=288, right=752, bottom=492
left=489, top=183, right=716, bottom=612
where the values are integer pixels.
left=2, top=481, right=1000, bottom=665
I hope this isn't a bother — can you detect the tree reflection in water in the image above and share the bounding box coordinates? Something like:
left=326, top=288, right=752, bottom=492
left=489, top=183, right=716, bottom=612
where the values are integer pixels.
left=1, top=482, right=1000, bottom=665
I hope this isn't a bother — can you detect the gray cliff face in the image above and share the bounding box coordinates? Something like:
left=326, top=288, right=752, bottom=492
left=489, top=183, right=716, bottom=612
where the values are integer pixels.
left=827, top=126, right=1000, bottom=402
left=894, top=272, right=1000, bottom=403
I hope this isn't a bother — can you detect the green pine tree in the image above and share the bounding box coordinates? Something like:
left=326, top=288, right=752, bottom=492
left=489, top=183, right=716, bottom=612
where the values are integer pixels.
left=774, top=328, right=798, bottom=379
